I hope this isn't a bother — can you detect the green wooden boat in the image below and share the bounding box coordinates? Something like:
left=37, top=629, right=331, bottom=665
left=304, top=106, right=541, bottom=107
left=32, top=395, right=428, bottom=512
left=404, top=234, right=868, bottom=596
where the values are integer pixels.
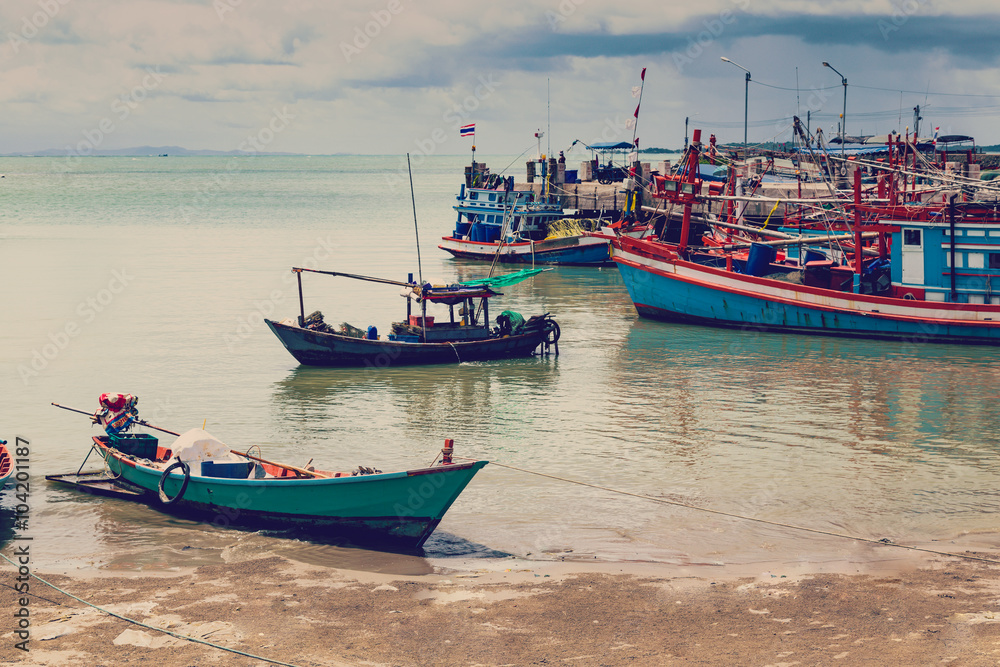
left=90, top=434, right=487, bottom=549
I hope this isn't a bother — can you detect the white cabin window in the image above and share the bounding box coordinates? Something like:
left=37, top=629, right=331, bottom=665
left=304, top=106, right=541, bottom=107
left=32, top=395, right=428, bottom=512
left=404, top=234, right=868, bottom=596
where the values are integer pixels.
left=946, top=253, right=964, bottom=268
left=991, top=253, right=1000, bottom=269
left=968, top=252, right=985, bottom=269
left=469, top=191, right=478, bottom=200
left=489, top=193, right=497, bottom=202
left=967, top=229, right=986, bottom=237
left=903, top=229, right=922, bottom=247
left=968, top=294, right=986, bottom=304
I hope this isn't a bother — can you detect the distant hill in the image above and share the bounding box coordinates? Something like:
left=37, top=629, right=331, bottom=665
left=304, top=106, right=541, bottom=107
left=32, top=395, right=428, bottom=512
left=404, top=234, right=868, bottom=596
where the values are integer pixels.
left=2, top=145, right=303, bottom=157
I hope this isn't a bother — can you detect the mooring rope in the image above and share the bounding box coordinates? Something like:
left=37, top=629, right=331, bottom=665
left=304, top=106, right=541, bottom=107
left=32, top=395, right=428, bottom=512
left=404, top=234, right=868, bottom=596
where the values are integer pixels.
left=0, top=552, right=311, bottom=667
left=465, top=458, right=1000, bottom=566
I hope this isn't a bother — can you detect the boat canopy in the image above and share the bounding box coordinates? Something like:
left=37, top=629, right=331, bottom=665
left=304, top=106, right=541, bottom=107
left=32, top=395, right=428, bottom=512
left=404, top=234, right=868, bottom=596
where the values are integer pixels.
left=588, top=141, right=633, bottom=150
left=937, top=135, right=974, bottom=144
left=401, top=284, right=500, bottom=304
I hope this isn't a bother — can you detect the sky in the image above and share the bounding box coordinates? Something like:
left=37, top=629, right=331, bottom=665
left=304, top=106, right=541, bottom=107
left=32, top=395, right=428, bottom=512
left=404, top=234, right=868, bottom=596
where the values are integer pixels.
left=2, top=0, right=1000, bottom=156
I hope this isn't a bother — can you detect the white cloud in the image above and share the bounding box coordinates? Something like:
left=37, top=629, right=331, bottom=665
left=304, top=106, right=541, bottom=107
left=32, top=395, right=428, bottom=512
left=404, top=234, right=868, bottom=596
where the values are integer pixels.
left=0, top=0, right=997, bottom=153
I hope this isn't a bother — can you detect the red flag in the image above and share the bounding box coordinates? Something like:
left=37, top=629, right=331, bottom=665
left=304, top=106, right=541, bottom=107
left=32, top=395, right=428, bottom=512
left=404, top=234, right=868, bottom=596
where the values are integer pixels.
left=640, top=67, right=646, bottom=81
left=634, top=103, right=640, bottom=118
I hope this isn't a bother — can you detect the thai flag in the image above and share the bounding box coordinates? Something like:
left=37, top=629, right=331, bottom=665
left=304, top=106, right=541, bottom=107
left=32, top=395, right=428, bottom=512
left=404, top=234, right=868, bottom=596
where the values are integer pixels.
left=933, top=127, right=939, bottom=144
left=460, top=124, right=475, bottom=138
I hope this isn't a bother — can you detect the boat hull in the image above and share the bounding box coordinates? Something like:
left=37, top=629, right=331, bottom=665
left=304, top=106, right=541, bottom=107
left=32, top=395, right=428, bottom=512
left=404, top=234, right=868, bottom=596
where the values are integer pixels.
left=265, top=319, right=550, bottom=367
left=613, top=237, right=1000, bottom=345
left=0, top=440, right=12, bottom=490
left=95, top=438, right=488, bottom=548
left=439, top=235, right=613, bottom=266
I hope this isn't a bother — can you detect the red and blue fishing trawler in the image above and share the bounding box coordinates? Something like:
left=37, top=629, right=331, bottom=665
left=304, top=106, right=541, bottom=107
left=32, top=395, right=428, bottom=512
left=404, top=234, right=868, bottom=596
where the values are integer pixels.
left=611, top=126, right=1000, bottom=345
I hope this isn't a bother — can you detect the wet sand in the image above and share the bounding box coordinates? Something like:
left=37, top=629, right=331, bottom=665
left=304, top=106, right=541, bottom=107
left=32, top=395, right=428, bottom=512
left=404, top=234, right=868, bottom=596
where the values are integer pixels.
left=7, top=547, right=1000, bottom=666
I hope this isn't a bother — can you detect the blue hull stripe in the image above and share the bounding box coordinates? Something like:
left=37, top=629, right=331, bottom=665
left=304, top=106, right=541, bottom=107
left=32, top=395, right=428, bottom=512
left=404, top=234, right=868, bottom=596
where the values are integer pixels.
left=617, top=262, right=1000, bottom=345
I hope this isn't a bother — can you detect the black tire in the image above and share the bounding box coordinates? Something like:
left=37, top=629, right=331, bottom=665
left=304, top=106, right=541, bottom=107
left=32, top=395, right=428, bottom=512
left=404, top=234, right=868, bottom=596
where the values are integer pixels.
left=158, top=460, right=190, bottom=505
left=544, top=320, right=561, bottom=345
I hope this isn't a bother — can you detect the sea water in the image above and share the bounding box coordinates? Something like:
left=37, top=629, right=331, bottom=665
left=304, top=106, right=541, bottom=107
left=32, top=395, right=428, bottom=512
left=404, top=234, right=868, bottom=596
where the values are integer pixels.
left=1, top=154, right=999, bottom=574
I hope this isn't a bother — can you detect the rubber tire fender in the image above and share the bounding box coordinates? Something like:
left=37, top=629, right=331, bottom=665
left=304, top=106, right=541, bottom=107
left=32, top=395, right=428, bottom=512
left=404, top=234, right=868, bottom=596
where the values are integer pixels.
left=544, top=319, right=561, bottom=345
left=158, top=460, right=191, bottom=505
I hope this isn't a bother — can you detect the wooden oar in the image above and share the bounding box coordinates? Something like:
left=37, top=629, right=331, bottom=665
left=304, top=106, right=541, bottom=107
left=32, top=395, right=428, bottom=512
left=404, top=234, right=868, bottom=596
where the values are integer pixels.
left=231, top=450, right=329, bottom=479
left=53, top=402, right=327, bottom=479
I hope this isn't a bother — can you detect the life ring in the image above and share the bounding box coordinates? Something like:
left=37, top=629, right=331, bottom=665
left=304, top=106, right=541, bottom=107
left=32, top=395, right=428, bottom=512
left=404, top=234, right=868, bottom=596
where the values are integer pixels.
left=158, top=460, right=190, bottom=505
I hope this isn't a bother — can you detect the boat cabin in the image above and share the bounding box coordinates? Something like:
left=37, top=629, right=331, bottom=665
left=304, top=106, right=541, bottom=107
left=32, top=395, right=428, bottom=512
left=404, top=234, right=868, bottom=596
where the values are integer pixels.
left=890, top=218, right=1000, bottom=303
left=390, top=283, right=500, bottom=342
left=453, top=183, right=563, bottom=243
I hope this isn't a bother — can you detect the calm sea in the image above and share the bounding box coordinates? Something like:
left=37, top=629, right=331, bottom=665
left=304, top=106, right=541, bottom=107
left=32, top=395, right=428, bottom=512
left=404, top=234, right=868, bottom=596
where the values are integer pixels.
left=2, top=154, right=999, bottom=575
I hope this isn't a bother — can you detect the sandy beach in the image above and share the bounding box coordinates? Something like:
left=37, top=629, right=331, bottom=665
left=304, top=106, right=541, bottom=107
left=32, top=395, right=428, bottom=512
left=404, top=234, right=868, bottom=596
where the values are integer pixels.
left=6, top=545, right=1000, bottom=666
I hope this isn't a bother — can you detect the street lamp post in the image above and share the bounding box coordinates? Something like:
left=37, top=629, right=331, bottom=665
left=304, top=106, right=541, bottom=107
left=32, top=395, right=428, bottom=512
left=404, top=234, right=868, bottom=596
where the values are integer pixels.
left=822, top=61, right=848, bottom=159
left=721, top=57, right=751, bottom=159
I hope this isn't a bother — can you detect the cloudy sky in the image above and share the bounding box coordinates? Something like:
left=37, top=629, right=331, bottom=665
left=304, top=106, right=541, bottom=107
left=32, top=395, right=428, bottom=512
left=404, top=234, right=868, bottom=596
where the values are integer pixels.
left=2, top=0, right=999, bottom=155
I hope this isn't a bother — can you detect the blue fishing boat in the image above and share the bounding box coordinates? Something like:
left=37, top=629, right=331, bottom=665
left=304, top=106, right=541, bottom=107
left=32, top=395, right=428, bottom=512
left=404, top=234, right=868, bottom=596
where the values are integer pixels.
left=438, top=161, right=615, bottom=266
left=611, top=128, right=1000, bottom=345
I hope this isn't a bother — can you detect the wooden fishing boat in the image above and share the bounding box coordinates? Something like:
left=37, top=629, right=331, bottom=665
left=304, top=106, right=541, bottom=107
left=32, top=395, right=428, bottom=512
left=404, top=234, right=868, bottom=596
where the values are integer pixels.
left=265, top=267, right=560, bottom=367
left=0, top=439, right=13, bottom=490
left=611, top=127, right=1000, bottom=345
left=50, top=398, right=489, bottom=549
left=439, top=232, right=614, bottom=266
left=87, top=434, right=486, bottom=548
left=438, top=159, right=616, bottom=266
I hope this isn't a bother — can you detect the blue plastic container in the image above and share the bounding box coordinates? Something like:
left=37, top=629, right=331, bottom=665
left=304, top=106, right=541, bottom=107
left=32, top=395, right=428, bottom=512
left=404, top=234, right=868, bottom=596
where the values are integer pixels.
left=804, top=248, right=826, bottom=264
left=367, top=325, right=378, bottom=340
left=746, top=243, right=778, bottom=276
left=470, top=224, right=501, bottom=243
left=454, top=222, right=472, bottom=238
left=201, top=461, right=252, bottom=479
